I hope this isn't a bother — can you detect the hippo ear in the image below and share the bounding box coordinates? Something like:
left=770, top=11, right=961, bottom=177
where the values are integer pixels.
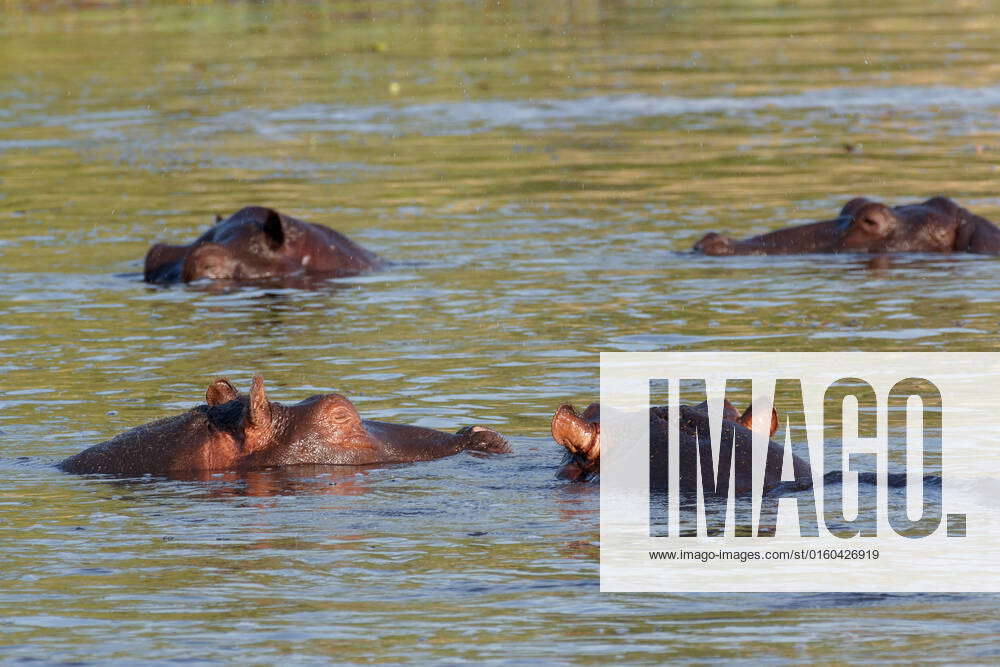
left=214, top=214, right=224, bottom=224
left=261, top=209, right=285, bottom=250
left=738, top=405, right=779, bottom=437
left=206, top=378, right=239, bottom=406
left=243, top=375, right=272, bottom=428
left=839, top=197, right=875, bottom=218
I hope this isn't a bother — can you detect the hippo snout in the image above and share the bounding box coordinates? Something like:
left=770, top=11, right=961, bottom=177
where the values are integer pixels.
left=694, top=232, right=736, bottom=256
left=456, top=425, right=511, bottom=454
left=551, top=404, right=600, bottom=460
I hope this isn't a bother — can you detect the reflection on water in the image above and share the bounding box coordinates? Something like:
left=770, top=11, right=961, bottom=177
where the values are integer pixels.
left=103, top=466, right=378, bottom=498
left=2, top=0, right=1000, bottom=662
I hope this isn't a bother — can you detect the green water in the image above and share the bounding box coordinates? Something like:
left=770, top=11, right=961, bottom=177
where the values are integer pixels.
left=2, top=0, right=999, bottom=662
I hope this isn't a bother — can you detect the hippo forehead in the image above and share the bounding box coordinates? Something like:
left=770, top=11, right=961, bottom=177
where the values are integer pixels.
left=209, top=219, right=262, bottom=244
left=653, top=401, right=741, bottom=424
left=675, top=403, right=752, bottom=437
left=207, top=207, right=301, bottom=244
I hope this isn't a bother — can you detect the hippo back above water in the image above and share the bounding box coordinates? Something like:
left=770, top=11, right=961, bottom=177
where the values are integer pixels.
left=694, top=196, right=1000, bottom=256
left=144, top=206, right=384, bottom=284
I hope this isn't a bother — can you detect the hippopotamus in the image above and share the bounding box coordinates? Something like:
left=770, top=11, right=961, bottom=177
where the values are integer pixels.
left=143, top=206, right=384, bottom=283
left=60, top=376, right=509, bottom=476
left=550, top=400, right=933, bottom=499
left=551, top=400, right=796, bottom=495
left=694, top=196, right=1000, bottom=255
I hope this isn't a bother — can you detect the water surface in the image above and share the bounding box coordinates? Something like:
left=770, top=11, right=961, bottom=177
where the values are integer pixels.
left=2, top=1, right=1000, bottom=662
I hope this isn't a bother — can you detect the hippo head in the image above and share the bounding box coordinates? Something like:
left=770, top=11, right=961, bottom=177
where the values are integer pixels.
left=180, top=207, right=304, bottom=282
left=144, top=207, right=306, bottom=283
left=231, top=380, right=510, bottom=463
left=144, top=206, right=385, bottom=285
left=551, top=403, right=601, bottom=480
left=694, top=195, right=972, bottom=256
left=551, top=400, right=778, bottom=481
left=60, top=376, right=510, bottom=476
left=692, top=232, right=737, bottom=255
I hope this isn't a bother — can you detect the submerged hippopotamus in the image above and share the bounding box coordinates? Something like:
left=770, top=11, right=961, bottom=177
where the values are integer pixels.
left=551, top=400, right=796, bottom=494
left=60, top=376, right=509, bottom=476
left=694, top=196, right=1000, bottom=255
left=144, top=206, right=383, bottom=283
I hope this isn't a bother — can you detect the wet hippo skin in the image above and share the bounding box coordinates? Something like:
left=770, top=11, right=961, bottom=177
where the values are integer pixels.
left=144, top=206, right=384, bottom=283
left=551, top=400, right=795, bottom=494
left=694, top=196, right=1000, bottom=255
left=60, top=376, right=509, bottom=476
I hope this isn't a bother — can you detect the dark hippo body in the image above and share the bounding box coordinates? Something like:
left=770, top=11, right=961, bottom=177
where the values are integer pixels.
left=144, top=206, right=383, bottom=283
left=694, top=196, right=1000, bottom=255
left=60, top=376, right=509, bottom=476
left=551, top=400, right=797, bottom=495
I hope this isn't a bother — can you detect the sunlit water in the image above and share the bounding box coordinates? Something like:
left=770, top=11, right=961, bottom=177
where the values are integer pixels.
left=2, top=1, right=999, bottom=661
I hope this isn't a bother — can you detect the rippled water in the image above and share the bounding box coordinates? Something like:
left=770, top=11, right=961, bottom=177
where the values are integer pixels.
left=2, top=1, right=1000, bottom=662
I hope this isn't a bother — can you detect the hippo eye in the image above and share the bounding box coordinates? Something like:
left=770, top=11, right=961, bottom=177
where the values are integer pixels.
left=314, top=395, right=359, bottom=426
left=326, top=407, right=355, bottom=423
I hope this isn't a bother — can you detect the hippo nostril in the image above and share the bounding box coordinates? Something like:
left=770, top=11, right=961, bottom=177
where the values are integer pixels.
left=457, top=425, right=510, bottom=453
left=554, top=404, right=578, bottom=420
left=551, top=405, right=600, bottom=458
left=551, top=406, right=579, bottom=435
left=694, top=232, right=736, bottom=256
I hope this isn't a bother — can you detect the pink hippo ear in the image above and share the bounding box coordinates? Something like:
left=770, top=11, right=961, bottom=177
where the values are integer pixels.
left=261, top=209, right=285, bottom=250
left=738, top=404, right=779, bottom=438
left=205, top=378, right=239, bottom=406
